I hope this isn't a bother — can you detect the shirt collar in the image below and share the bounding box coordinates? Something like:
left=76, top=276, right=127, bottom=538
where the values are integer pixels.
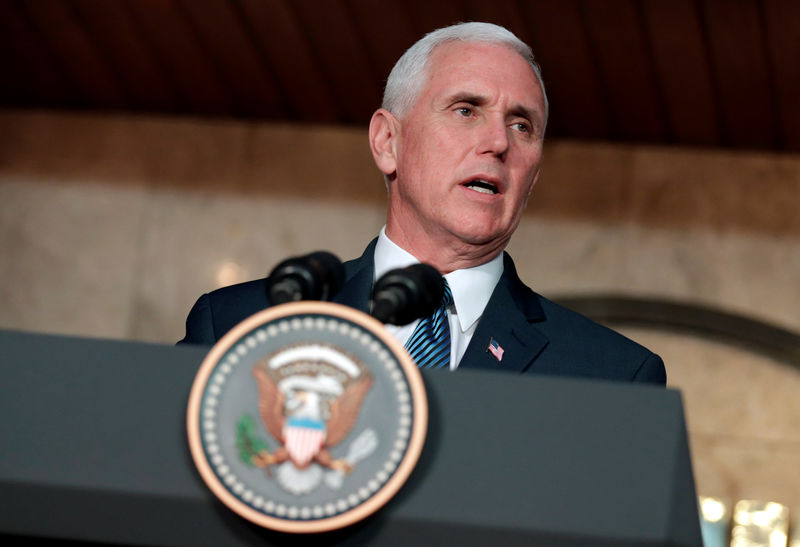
left=374, top=226, right=420, bottom=280
left=374, top=226, right=504, bottom=333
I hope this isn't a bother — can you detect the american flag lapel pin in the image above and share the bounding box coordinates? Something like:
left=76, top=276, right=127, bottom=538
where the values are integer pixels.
left=487, top=337, right=504, bottom=362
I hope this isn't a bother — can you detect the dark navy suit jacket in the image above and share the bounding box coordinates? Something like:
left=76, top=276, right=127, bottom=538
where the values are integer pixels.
left=179, top=240, right=666, bottom=385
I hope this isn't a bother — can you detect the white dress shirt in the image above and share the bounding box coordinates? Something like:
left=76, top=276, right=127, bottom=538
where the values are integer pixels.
left=373, top=227, right=504, bottom=370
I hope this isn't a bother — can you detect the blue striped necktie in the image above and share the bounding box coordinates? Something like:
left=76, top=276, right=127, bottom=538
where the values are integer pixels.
left=405, top=280, right=453, bottom=369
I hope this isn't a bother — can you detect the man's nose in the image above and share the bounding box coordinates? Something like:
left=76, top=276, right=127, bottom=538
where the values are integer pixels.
left=477, top=116, right=510, bottom=159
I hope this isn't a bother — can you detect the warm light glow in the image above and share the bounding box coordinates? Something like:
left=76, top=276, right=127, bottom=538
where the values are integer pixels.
left=216, top=261, right=245, bottom=286
left=732, top=499, right=789, bottom=547
left=700, top=496, right=727, bottom=523
left=769, top=530, right=788, bottom=547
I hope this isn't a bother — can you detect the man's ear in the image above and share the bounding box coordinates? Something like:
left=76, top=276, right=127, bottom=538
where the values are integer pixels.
left=369, top=108, right=400, bottom=177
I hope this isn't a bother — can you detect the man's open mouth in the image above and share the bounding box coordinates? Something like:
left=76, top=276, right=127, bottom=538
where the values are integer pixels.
left=463, top=179, right=499, bottom=195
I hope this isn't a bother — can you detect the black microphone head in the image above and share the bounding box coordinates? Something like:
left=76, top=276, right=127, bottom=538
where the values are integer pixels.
left=371, top=263, right=444, bottom=325
left=265, top=251, right=345, bottom=304
left=304, top=251, right=346, bottom=300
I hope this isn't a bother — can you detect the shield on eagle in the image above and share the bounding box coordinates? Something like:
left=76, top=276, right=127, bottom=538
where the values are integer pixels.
left=283, top=417, right=326, bottom=468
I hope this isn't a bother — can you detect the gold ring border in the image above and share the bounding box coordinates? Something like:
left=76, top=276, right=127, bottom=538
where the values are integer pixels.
left=186, top=301, right=428, bottom=534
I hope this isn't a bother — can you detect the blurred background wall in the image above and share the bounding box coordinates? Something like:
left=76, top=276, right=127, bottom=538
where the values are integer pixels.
left=1, top=0, right=799, bottom=538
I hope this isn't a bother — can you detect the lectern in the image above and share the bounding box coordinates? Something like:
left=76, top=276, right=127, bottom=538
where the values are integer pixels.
left=0, top=329, right=701, bottom=545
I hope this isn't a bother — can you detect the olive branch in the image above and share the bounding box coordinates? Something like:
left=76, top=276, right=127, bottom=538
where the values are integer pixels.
left=236, top=414, right=270, bottom=466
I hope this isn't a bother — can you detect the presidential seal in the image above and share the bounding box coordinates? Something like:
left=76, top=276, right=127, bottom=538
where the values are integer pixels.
left=187, top=302, right=427, bottom=534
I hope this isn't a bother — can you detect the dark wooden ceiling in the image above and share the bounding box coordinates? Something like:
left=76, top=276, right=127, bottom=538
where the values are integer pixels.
left=2, top=0, right=799, bottom=152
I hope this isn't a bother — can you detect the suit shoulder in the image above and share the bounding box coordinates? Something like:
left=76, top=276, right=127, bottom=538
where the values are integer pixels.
left=204, top=278, right=271, bottom=339
left=534, top=293, right=649, bottom=354
left=532, top=293, right=665, bottom=384
left=206, top=278, right=268, bottom=302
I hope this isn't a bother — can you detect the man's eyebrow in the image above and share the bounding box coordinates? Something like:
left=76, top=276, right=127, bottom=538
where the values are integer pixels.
left=508, top=103, right=540, bottom=124
left=441, top=92, right=488, bottom=106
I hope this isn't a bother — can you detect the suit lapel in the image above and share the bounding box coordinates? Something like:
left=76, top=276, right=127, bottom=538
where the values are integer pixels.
left=458, top=254, right=549, bottom=373
left=332, top=239, right=377, bottom=314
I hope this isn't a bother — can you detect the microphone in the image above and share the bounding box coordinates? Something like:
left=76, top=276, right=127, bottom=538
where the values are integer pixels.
left=265, top=251, right=345, bottom=304
left=371, top=264, right=444, bottom=325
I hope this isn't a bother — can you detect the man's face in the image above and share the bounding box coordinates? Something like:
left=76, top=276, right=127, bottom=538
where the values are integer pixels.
left=384, top=41, right=546, bottom=258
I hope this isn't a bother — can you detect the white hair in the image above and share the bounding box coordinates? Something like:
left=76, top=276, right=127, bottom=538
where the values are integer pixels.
left=382, top=22, right=549, bottom=125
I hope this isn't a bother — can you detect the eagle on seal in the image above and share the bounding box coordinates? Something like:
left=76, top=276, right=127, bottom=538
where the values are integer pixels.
left=249, top=344, right=373, bottom=493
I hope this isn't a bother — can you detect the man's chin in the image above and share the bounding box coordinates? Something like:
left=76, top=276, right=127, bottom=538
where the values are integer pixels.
left=447, top=226, right=510, bottom=251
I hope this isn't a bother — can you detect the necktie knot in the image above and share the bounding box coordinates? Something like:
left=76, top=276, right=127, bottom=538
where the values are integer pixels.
left=440, top=279, right=453, bottom=308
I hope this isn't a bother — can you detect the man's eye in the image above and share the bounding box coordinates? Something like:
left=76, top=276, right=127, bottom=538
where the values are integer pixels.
left=512, top=122, right=531, bottom=134
left=455, top=107, right=472, bottom=117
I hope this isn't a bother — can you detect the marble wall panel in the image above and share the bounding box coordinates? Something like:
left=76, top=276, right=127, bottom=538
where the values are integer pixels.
left=0, top=110, right=251, bottom=190
left=133, top=191, right=384, bottom=343
left=534, top=141, right=800, bottom=236
left=245, top=122, right=383, bottom=203
left=0, top=178, right=147, bottom=338
left=508, top=220, right=800, bottom=332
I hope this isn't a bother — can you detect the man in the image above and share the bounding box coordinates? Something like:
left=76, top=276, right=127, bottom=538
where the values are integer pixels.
left=179, top=22, right=666, bottom=385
